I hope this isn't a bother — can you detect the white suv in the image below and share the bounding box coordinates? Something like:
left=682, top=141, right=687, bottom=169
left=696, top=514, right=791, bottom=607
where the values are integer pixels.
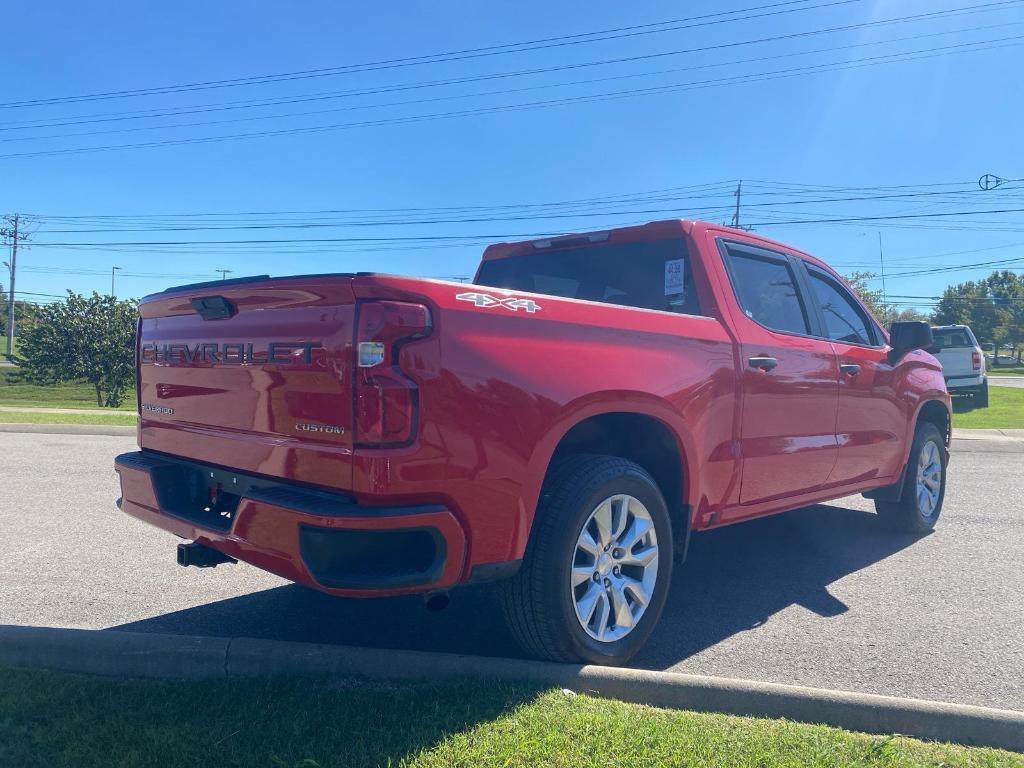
left=930, top=325, right=988, bottom=407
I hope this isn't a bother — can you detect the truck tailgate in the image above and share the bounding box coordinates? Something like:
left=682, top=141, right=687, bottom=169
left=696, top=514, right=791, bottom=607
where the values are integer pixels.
left=934, top=348, right=973, bottom=378
left=137, top=275, right=357, bottom=491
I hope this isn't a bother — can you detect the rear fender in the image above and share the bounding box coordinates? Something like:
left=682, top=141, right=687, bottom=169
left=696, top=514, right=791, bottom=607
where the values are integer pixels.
left=515, top=391, right=697, bottom=559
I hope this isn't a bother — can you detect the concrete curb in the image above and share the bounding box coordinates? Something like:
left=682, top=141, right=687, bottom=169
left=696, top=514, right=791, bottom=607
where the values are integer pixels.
left=954, top=428, right=1024, bottom=442
left=2, top=626, right=1022, bottom=752
left=0, top=406, right=136, bottom=415
left=0, top=423, right=135, bottom=436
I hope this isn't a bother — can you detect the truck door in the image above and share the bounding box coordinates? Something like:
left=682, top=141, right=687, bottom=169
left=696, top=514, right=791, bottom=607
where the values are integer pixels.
left=799, top=262, right=906, bottom=484
left=718, top=242, right=840, bottom=508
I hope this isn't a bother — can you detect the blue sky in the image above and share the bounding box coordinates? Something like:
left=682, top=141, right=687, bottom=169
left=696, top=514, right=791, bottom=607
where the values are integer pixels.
left=2, top=0, right=1023, bottom=314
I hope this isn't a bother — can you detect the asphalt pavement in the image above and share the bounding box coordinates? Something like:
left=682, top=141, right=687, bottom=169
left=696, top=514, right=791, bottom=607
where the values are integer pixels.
left=2, top=431, right=1022, bottom=710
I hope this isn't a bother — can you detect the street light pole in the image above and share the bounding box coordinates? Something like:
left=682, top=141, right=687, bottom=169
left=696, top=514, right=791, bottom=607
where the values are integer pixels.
left=111, top=265, right=121, bottom=297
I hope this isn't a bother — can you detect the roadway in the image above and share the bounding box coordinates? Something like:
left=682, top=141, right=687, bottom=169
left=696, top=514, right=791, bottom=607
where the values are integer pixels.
left=1, top=431, right=1021, bottom=710
left=991, top=376, right=1024, bottom=389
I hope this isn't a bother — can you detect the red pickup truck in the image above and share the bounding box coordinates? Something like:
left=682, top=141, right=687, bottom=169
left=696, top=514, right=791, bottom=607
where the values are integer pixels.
left=115, top=219, right=951, bottom=664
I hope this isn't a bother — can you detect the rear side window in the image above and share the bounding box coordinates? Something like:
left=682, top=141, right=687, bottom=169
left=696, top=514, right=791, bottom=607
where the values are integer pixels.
left=723, top=248, right=810, bottom=335
left=475, top=238, right=704, bottom=316
left=806, top=268, right=877, bottom=346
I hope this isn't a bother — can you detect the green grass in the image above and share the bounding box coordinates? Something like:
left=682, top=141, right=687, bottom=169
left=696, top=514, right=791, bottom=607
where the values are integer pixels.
left=988, top=367, right=1024, bottom=377
left=0, top=667, right=1020, bottom=768
left=0, top=368, right=136, bottom=410
left=0, top=411, right=137, bottom=425
left=954, top=386, right=1024, bottom=429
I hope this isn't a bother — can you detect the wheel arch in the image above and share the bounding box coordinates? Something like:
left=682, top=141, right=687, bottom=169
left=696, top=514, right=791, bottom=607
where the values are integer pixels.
left=866, top=396, right=951, bottom=503
left=916, top=398, right=952, bottom=448
left=519, top=395, right=696, bottom=561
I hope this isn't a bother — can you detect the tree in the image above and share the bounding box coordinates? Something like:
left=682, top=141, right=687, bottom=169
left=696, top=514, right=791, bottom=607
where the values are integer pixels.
left=0, top=287, right=41, bottom=343
left=19, top=291, right=138, bottom=406
left=931, top=272, right=1024, bottom=361
left=842, top=271, right=899, bottom=326
left=891, top=307, right=929, bottom=323
left=987, top=270, right=1024, bottom=361
left=931, top=279, right=997, bottom=339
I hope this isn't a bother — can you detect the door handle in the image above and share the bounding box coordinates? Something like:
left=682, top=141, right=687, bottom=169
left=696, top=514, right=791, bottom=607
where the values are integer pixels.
left=748, top=356, right=778, bottom=371
left=840, top=363, right=861, bottom=376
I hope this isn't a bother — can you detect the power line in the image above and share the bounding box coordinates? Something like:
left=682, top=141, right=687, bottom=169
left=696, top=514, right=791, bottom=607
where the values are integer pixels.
left=749, top=206, right=1024, bottom=227
left=11, top=43, right=1023, bottom=161
left=19, top=266, right=221, bottom=279
left=14, top=290, right=67, bottom=299
left=26, top=181, right=735, bottom=220
left=0, top=0, right=863, bottom=110
left=877, top=256, right=1024, bottom=279
left=3, top=14, right=1022, bottom=160
left=19, top=205, right=1024, bottom=248
left=28, top=186, right=1023, bottom=234
left=6, top=14, right=1017, bottom=136
left=888, top=294, right=1024, bottom=300
left=34, top=179, right=998, bottom=220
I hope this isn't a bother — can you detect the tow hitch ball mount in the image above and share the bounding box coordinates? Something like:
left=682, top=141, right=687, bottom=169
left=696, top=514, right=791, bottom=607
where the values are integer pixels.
left=176, top=541, right=237, bottom=568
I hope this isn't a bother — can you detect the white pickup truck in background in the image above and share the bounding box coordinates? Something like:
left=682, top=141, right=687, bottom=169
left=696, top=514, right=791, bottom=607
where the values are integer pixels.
left=931, top=324, right=988, bottom=407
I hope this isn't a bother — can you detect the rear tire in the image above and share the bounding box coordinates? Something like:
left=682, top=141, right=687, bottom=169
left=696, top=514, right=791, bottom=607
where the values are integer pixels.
left=874, top=421, right=946, bottom=534
left=975, top=380, right=989, bottom=408
left=499, top=454, right=673, bottom=665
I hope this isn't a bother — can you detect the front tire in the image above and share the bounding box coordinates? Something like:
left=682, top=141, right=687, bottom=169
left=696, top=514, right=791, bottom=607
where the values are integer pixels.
left=500, top=455, right=673, bottom=665
left=874, top=421, right=946, bottom=534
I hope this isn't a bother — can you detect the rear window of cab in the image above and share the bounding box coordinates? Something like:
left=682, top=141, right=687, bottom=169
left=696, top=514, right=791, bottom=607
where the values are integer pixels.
left=932, top=328, right=977, bottom=349
left=475, top=238, right=705, bottom=316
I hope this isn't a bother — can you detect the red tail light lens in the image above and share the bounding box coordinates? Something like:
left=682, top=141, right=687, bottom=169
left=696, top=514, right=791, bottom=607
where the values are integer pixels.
left=354, top=301, right=431, bottom=446
left=972, top=351, right=982, bottom=371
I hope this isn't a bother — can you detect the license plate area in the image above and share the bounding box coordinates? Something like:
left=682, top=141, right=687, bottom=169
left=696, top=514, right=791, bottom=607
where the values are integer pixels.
left=150, top=462, right=246, bottom=533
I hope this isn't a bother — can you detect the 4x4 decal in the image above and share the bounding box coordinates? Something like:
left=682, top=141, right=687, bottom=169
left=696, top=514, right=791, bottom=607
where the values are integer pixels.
left=456, top=292, right=541, bottom=313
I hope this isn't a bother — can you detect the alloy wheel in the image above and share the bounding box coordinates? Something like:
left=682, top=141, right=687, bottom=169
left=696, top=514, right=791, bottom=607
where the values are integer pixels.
left=915, top=441, right=942, bottom=519
left=570, top=494, right=659, bottom=642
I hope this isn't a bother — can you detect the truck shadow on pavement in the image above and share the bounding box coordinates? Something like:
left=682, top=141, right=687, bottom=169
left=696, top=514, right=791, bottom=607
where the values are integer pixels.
left=113, top=502, right=921, bottom=669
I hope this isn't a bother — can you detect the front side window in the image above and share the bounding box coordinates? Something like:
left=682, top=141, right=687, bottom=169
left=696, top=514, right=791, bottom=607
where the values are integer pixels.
left=723, top=248, right=810, bottom=335
left=807, top=268, right=876, bottom=346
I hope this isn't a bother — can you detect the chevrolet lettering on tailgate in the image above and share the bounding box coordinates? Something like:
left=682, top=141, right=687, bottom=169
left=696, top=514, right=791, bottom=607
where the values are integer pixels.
left=141, top=341, right=323, bottom=365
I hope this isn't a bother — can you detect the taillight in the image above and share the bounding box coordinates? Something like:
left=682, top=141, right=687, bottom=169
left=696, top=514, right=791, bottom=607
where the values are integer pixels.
left=134, top=318, right=142, bottom=415
left=972, top=350, right=982, bottom=371
left=354, top=301, right=432, bottom=446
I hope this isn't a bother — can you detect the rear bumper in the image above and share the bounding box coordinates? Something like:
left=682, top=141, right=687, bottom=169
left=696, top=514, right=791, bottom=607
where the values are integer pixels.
left=114, top=451, right=467, bottom=597
left=944, top=374, right=985, bottom=392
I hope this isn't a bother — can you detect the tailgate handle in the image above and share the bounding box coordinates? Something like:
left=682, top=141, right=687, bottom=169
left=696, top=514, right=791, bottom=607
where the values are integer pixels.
left=190, top=296, right=237, bottom=321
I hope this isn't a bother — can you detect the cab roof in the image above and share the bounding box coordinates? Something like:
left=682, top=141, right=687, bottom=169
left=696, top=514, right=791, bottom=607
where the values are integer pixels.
left=479, top=218, right=830, bottom=271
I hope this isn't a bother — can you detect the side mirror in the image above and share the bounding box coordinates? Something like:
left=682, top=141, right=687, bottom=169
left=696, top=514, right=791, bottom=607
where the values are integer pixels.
left=889, top=321, right=933, bottom=361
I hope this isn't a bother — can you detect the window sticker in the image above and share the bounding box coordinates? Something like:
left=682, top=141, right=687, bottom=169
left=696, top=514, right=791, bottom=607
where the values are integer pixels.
left=664, top=258, right=686, bottom=296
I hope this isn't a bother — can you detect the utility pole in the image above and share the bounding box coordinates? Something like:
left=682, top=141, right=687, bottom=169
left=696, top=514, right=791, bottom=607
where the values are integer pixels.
left=877, top=232, right=887, bottom=309
left=731, top=181, right=742, bottom=228
left=2, top=214, right=23, bottom=357
left=217, top=268, right=232, bottom=281
left=111, top=265, right=122, bottom=297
